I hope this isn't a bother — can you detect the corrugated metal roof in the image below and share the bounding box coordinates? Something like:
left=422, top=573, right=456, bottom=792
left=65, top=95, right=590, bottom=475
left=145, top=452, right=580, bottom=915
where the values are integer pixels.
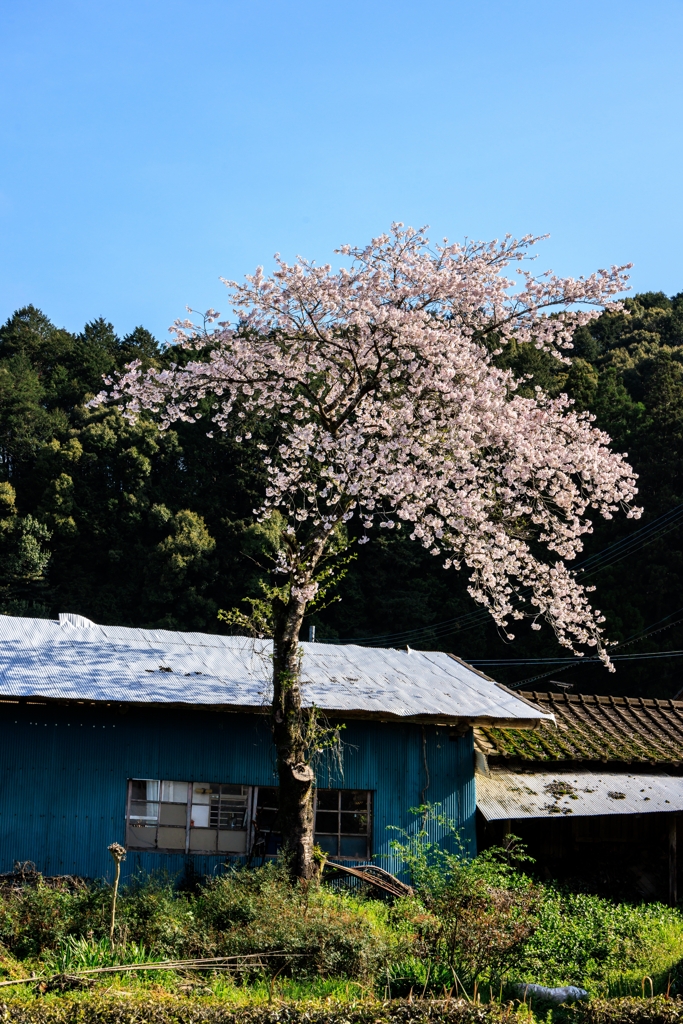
left=0, top=614, right=550, bottom=725
left=475, top=692, right=683, bottom=765
left=476, top=769, right=683, bottom=819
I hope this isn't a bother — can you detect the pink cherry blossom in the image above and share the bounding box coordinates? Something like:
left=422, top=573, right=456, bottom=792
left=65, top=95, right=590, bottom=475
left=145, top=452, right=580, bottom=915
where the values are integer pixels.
left=95, top=225, right=639, bottom=669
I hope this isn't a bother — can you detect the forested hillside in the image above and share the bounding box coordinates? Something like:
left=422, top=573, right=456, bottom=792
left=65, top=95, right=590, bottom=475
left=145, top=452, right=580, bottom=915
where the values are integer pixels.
left=1, top=297, right=682, bottom=698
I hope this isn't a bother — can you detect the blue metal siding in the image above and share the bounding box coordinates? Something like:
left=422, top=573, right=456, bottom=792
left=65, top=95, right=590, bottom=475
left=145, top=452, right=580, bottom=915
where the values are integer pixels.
left=0, top=702, right=476, bottom=882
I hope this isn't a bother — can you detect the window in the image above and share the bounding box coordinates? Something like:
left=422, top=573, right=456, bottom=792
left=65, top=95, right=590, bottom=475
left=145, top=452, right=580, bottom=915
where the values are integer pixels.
left=126, top=781, right=372, bottom=860
left=253, top=787, right=372, bottom=861
left=314, top=789, right=372, bottom=860
left=126, top=780, right=251, bottom=854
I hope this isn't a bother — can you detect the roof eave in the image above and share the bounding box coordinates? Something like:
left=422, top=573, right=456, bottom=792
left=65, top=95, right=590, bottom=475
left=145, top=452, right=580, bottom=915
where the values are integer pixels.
left=0, top=693, right=549, bottom=728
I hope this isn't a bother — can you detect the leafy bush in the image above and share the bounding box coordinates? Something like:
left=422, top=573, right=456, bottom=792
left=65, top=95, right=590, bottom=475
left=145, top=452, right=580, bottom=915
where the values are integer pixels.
left=0, top=865, right=409, bottom=986
left=561, top=996, right=683, bottom=1024
left=4, top=839, right=683, bottom=998
left=389, top=812, right=540, bottom=992
left=0, top=879, right=110, bottom=959
left=191, top=865, right=408, bottom=979
left=517, top=891, right=683, bottom=994
left=0, top=994, right=530, bottom=1024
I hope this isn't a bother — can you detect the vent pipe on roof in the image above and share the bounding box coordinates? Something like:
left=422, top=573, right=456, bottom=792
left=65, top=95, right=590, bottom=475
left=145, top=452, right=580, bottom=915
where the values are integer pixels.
left=59, top=613, right=97, bottom=629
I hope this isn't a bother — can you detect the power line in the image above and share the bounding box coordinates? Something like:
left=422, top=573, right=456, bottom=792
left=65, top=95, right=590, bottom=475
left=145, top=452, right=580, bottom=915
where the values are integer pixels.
left=332, top=500, right=683, bottom=647
left=475, top=650, right=683, bottom=667
left=502, top=648, right=683, bottom=692
left=503, top=607, right=683, bottom=688
left=576, top=503, right=683, bottom=570
left=471, top=609, right=683, bottom=666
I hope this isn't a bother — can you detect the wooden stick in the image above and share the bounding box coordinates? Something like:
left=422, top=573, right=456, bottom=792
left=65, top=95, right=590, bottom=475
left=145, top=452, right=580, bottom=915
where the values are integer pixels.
left=0, top=951, right=305, bottom=989
left=107, top=844, right=126, bottom=948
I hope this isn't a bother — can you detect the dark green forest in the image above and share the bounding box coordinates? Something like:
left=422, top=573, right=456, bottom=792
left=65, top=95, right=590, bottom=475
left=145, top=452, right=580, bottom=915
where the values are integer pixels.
left=1, top=297, right=683, bottom=699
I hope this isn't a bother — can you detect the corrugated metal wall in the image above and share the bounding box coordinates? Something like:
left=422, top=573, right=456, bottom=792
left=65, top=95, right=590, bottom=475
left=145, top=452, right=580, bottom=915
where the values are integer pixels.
left=0, top=701, right=476, bottom=881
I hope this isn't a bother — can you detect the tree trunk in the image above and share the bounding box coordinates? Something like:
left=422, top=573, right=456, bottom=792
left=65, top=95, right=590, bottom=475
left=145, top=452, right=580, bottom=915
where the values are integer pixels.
left=271, top=591, right=316, bottom=880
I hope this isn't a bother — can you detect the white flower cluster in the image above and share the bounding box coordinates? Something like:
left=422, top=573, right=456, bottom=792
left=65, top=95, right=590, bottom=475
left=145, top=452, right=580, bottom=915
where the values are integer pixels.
left=94, top=225, right=639, bottom=667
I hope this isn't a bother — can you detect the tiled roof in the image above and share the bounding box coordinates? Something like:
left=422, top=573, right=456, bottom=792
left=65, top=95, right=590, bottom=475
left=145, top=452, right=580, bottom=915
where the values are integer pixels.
left=475, top=692, right=683, bottom=765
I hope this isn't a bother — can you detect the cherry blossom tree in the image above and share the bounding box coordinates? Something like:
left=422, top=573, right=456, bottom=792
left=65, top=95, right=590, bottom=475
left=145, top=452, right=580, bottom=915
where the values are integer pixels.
left=95, top=225, right=640, bottom=878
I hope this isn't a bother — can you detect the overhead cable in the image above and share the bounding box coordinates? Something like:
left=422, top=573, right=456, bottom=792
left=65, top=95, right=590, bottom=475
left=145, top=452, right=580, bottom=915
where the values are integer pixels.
left=333, top=500, right=683, bottom=647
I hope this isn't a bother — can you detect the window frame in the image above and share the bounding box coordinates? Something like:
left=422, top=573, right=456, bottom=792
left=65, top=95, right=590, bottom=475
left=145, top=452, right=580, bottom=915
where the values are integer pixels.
left=126, top=779, right=255, bottom=855
left=125, top=780, right=373, bottom=861
left=312, top=788, right=373, bottom=861
left=252, top=786, right=373, bottom=862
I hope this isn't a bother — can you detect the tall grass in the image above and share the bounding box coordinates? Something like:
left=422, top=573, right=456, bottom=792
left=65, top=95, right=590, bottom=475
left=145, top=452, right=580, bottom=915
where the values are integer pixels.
left=3, top=854, right=683, bottom=999
left=517, top=889, right=683, bottom=996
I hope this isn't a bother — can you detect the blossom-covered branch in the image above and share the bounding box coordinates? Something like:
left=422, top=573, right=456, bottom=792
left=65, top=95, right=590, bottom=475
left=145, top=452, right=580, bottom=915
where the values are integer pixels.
left=94, top=225, right=639, bottom=666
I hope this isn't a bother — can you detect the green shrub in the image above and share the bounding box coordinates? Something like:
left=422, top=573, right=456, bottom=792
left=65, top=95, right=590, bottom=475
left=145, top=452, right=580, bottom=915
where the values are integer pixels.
left=0, top=865, right=411, bottom=986
left=517, top=891, right=683, bottom=994
left=389, top=812, right=540, bottom=992
left=4, top=846, right=683, bottom=998
left=0, top=880, right=110, bottom=959
left=115, top=873, right=197, bottom=955
left=561, top=996, right=683, bottom=1024
left=0, top=994, right=532, bottom=1024
left=192, top=864, right=408, bottom=979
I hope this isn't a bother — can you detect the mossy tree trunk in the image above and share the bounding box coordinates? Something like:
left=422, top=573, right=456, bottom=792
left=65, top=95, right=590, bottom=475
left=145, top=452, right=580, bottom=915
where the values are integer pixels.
left=271, top=531, right=329, bottom=881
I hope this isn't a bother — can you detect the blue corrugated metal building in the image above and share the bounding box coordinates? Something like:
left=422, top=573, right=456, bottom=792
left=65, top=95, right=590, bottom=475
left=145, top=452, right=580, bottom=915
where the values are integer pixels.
left=0, top=614, right=549, bottom=882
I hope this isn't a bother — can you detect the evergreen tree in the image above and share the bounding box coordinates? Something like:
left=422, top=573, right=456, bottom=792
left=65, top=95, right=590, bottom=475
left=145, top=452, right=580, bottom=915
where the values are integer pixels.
left=2, top=294, right=683, bottom=697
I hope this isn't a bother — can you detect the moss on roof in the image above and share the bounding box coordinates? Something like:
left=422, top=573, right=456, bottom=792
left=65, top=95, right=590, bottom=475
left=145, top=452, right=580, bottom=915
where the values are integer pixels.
left=476, top=693, right=683, bottom=764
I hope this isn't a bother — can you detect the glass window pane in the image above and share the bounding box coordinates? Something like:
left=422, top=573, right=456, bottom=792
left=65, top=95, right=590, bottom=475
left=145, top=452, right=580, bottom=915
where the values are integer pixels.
left=218, top=830, right=247, bottom=853
left=129, top=800, right=159, bottom=824
left=213, top=807, right=247, bottom=830
left=257, top=807, right=278, bottom=830
left=340, top=835, right=368, bottom=859
left=314, top=811, right=338, bottom=833
left=340, top=811, right=368, bottom=835
left=220, top=784, right=248, bottom=796
left=157, top=826, right=186, bottom=850
left=161, top=781, right=189, bottom=803
left=316, top=790, right=339, bottom=811
left=208, top=784, right=248, bottom=830
left=127, top=825, right=157, bottom=849
left=340, top=791, right=367, bottom=811
left=219, top=794, right=248, bottom=810
left=189, top=828, right=217, bottom=852
left=257, top=787, right=279, bottom=809
left=131, top=779, right=159, bottom=802
left=192, top=784, right=213, bottom=805
left=255, top=788, right=279, bottom=831
left=315, top=834, right=338, bottom=855
left=264, top=833, right=282, bottom=855
left=253, top=788, right=281, bottom=853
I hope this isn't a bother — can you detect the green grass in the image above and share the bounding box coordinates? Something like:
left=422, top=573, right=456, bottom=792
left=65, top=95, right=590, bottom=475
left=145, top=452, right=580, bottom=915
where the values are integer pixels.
left=3, top=857, right=683, bottom=1003
left=516, top=889, right=683, bottom=996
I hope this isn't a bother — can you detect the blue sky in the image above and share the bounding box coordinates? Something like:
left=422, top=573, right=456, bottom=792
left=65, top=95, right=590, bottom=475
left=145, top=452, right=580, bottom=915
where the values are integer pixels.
left=1, top=0, right=682, bottom=341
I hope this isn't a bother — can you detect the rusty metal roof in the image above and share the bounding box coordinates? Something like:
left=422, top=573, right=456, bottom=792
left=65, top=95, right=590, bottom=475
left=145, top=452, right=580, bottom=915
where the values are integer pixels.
left=476, top=769, right=683, bottom=819
left=0, top=614, right=551, bottom=725
left=475, top=691, right=683, bottom=765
